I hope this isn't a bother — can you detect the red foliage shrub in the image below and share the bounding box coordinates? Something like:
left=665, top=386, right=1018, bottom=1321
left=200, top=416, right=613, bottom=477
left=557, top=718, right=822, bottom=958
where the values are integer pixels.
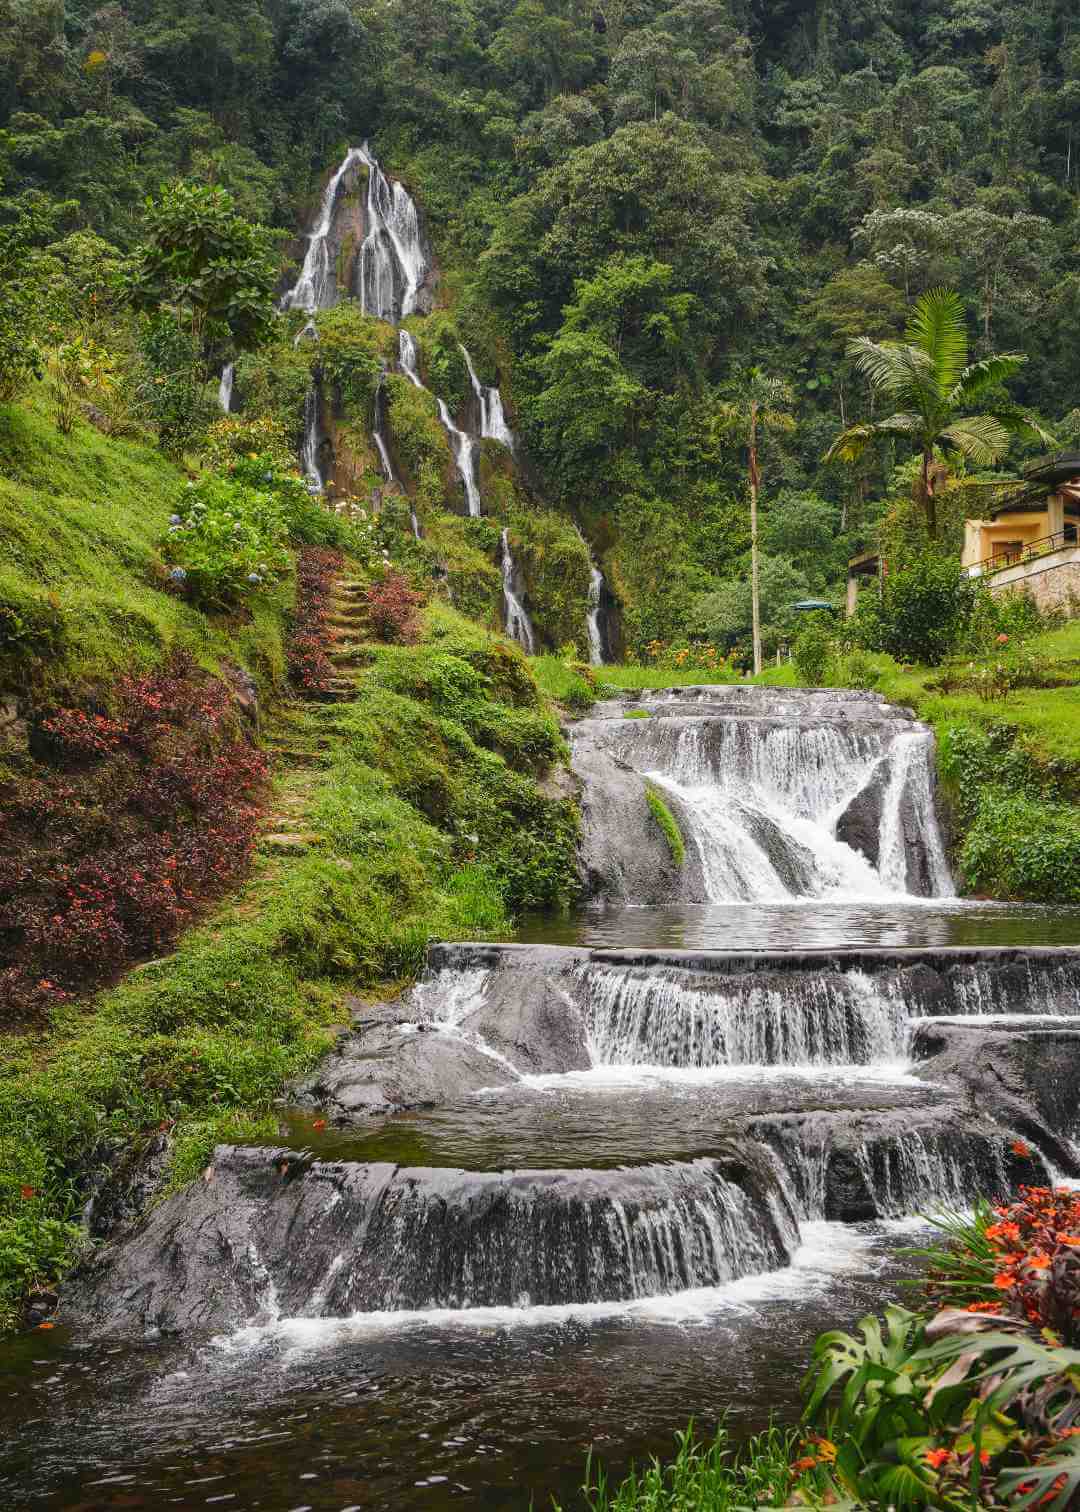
left=365, top=568, right=422, bottom=644
left=981, top=1184, right=1080, bottom=1343
left=287, top=547, right=343, bottom=695
left=1, top=654, right=268, bottom=1017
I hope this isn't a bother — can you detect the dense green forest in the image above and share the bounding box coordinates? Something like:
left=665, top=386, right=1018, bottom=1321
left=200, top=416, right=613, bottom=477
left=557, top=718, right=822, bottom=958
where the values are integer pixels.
left=4, top=0, right=1080, bottom=652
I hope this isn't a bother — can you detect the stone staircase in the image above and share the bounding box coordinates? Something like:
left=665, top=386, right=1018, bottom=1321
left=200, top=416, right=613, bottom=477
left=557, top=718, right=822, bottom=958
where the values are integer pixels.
left=258, top=573, right=368, bottom=854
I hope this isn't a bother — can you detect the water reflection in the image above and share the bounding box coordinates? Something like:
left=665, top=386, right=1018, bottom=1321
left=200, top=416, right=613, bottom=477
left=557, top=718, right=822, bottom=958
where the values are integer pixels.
left=515, top=901, right=1080, bottom=951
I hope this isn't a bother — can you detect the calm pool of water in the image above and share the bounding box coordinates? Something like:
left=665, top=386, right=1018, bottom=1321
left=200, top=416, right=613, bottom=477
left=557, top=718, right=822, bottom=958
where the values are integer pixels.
left=515, top=901, right=1080, bottom=951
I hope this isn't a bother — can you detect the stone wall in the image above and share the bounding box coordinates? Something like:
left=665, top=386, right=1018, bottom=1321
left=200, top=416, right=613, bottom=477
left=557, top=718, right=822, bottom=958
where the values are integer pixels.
left=987, top=548, right=1080, bottom=617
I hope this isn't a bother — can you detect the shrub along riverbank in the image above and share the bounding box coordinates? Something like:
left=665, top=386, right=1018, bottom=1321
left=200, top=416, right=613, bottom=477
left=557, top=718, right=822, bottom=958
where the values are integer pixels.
left=567, top=1186, right=1080, bottom=1510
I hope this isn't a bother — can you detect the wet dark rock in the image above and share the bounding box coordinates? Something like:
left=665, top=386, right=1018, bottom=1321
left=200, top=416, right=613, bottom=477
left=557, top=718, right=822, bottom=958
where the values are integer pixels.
left=834, top=762, right=887, bottom=869
left=292, top=1025, right=515, bottom=1118
left=61, top=1144, right=796, bottom=1336
left=573, top=748, right=702, bottom=904
left=81, top=1133, right=173, bottom=1240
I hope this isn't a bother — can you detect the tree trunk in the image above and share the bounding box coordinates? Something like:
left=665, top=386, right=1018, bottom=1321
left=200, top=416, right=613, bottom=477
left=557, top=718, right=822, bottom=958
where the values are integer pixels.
left=749, top=401, right=762, bottom=676
left=920, top=448, right=938, bottom=540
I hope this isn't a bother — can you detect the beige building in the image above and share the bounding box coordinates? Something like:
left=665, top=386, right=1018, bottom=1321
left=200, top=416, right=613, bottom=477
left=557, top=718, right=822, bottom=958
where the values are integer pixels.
left=962, top=454, right=1080, bottom=614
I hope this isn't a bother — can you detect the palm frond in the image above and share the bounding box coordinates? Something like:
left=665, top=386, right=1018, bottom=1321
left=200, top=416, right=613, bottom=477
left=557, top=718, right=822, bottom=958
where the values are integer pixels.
left=951, top=353, right=1027, bottom=407
left=823, top=422, right=876, bottom=464
left=905, top=287, right=969, bottom=395
left=983, top=408, right=1059, bottom=449
left=939, top=414, right=1011, bottom=465
left=845, top=337, right=926, bottom=401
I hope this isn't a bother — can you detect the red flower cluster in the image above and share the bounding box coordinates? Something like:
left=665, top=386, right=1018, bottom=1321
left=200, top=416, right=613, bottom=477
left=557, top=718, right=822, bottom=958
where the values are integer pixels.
left=286, top=547, right=343, bottom=695
left=38, top=706, right=127, bottom=759
left=365, top=569, right=423, bottom=645
left=1, top=654, right=268, bottom=1018
left=983, top=1185, right=1080, bottom=1341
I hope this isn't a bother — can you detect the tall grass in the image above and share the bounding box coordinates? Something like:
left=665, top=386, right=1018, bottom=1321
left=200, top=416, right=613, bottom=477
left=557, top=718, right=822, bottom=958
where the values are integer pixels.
left=555, top=1424, right=799, bottom=1512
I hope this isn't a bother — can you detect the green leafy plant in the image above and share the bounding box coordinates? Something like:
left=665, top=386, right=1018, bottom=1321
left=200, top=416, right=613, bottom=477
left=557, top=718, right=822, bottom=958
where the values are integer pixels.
left=793, top=618, right=834, bottom=685
left=163, top=474, right=291, bottom=608
left=645, top=782, right=685, bottom=865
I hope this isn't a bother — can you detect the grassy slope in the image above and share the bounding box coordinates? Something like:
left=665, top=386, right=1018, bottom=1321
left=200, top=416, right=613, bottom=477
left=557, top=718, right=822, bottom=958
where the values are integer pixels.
left=0, top=391, right=290, bottom=709
left=0, top=399, right=579, bottom=1327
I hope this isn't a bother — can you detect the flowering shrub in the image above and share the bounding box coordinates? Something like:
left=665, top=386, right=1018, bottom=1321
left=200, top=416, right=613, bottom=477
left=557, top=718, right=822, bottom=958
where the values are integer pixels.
left=643, top=639, right=731, bottom=673
left=287, top=547, right=343, bottom=695
left=163, top=474, right=291, bottom=608
left=1, top=654, right=268, bottom=1017
left=365, top=568, right=423, bottom=644
left=203, top=415, right=294, bottom=471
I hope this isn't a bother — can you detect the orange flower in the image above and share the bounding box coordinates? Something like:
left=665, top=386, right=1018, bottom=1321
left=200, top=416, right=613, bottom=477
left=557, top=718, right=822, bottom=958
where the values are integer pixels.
left=1012, top=1139, right=1032, bottom=1157
left=312, top=1118, right=327, bottom=1132
left=966, top=1301, right=1003, bottom=1314
left=791, top=1457, right=818, bottom=1474
left=1027, top=1253, right=1052, bottom=1270
left=924, top=1449, right=952, bottom=1469
left=37, top=1321, right=55, bottom=1331
left=994, top=1271, right=1018, bottom=1289
left=19, top=1185, right=35, bottom=1200
left=1059, top=1235, right=1080, bottom=1247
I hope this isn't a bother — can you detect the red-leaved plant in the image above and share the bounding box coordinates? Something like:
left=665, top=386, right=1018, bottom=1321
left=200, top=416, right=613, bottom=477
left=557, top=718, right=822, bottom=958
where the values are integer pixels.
left=365, top=569, right=423, bottom=644
left=286, top=547, right=343, bottom=695
left=1, top=653, right=267, bottom=1018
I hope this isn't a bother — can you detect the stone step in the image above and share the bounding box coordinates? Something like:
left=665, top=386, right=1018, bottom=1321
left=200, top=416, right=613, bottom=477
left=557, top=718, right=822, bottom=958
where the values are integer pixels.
left=261, top=831, right=321, bottom=853
left=269, top=748, right=328, bottom=767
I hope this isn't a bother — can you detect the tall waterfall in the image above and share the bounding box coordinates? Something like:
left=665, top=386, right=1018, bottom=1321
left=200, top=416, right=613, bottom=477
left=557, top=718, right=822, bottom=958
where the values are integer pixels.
left=500, top=529, right=537, bottom=653
left=280, top=147, right=365, bottom=313
left=356, top=144, right=427, bottom=324
left=461, top=345, right=514, bottom=449
left=573, top=688, right=954, bottom=904
left=217, top=362, right=234, bottom=414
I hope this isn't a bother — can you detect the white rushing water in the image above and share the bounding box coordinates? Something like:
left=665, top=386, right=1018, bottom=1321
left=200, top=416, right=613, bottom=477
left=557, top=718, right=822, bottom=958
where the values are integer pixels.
left=500, top=529, right=537, bottom=652
left=280, top=147, right=366, bottom=313
left=587, top=563, right=607, bottom=664
left=576, top=700, right=955, bottom=904
left=399, top=330, right=482, bottom=516
left=299, top=385, right=324, bottom=493
left=356, top=143, right=427, bottom=324
left=217, top=362, right=234, bottom=413
left=460, top=345, right=514, bottom=449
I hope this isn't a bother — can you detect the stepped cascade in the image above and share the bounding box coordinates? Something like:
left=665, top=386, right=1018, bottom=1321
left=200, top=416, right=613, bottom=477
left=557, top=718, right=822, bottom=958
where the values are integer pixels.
left=64, top=693, right=1080, bottom=1339
left=573, top=686, right=953, bottom=904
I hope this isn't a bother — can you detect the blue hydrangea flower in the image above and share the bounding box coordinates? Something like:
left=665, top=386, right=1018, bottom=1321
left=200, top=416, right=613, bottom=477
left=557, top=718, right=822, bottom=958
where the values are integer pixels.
left=169, top=566, right=187, bottom=582
left=247, top=572, right=262, bottom=584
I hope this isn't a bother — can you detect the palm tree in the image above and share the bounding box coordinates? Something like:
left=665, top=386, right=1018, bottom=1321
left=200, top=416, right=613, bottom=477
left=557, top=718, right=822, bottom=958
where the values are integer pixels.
left=825, top=287, right=1054, bottom=538
left=716, top=368, right=795, bottom=676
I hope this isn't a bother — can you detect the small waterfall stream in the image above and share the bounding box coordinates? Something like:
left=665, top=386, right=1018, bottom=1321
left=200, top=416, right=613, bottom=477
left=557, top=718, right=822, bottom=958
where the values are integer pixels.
left=217, top=362, right=234, bottom=413
left=461, top=345, right=514, bottom=449
left=500, top=528, right=537, bottom=652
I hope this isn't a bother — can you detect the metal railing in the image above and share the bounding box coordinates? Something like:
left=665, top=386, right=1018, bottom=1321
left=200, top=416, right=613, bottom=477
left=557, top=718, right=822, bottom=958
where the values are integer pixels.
left=969, top=528, right=1078, bottom=577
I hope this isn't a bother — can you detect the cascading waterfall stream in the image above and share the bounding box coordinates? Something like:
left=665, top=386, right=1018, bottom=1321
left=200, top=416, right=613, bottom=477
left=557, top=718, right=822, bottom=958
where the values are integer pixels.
left=573, top=692, right=954, bottom=904
left=280, top=147, right=366, bottom=313
left=499, top=529, right=537, bottom=652
left=460, top=345, right=514, bottom=449
left=399, top=330, right=482, bottom=517
left=217, top=362, right=234, bottom=414
left=356, top=143, right=427, bottom=324
left=587, top=564, right=608, bottom=665
left=299, top=386, right=324, bottom=494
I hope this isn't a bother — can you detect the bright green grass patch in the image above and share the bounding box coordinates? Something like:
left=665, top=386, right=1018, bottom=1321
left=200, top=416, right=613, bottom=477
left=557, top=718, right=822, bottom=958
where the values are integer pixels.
left=528, top=655, right=596, bottom=710
left=554, top=1424, right=800, bottom=1512
left=0, top=388, right=290, bottom=699
left=599, top=665, right=737, bottom=691
left=645, top=782, right=685, bottom=866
